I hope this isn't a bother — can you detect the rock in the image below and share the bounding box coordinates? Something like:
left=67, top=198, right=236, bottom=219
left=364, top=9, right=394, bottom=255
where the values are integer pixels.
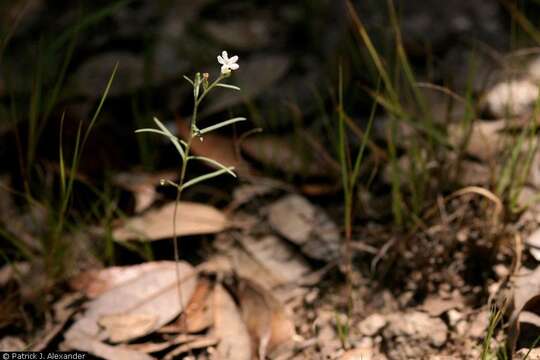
left=516, top=347, right=540, bottom=359
left=267, top=194, right=340, bottom=261
left=420, top=295, right=463, bottom=317
left=469, top=310, right=490, bottom=339
left=447, top=309, right=463, bottom=327
left=483, top=79, right=539, bottom=117
left=340, top=347, right=387, bottom=360
left=385, top=311, right=448, bottom=347
left=359, top=314, right=388, bottom=336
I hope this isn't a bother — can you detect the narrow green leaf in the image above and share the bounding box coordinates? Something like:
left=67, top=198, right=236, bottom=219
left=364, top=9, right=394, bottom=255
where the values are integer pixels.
left=198, top=117, right=247, bottom=135
left=59, top=112, right=66, bottom=196
left=188, top=156, right=236, bottom=176
left=136, top=128, right=185, bottom=159
left=216, top=83, right=241, bottom=91
left=182, top=75, right=194, bottom=86
left=149, top=117, right=186, bottom=159
left=181, top=168, right=235, bottom=191
left=163, top=179, right=180, bottom=189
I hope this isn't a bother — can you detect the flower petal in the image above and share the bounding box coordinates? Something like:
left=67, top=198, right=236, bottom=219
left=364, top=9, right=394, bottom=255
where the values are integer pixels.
left=229, top=63, right=239, bottom=70
left=217, top=55, right=224, bottom=64
left=229, top=55, right=238, bottom=63
left=221, top=51, right=228, bottom=60
left=221, top=64, right=230, bottom=73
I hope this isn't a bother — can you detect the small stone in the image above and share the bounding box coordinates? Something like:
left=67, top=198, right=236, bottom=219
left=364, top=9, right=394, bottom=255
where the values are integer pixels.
left=359, top=314, right=387, bottom=336
left=386, top=311, right=448, bottom=347
left=493, top=264, right=509, bottom=278
left=456, top=320, right=468, bottom=336
left=305, top=288, right=319, bottom=305
left=457, top=228, right=468, bottom=242
left=516, top=348, right=540, bottom=359
left=484, top=79, right=539, bottom=117
left=469, top=311, right=490, bottom=339
left=447, top=309, right=463, bottom=327
left=421, top=296, right=462, bottom=317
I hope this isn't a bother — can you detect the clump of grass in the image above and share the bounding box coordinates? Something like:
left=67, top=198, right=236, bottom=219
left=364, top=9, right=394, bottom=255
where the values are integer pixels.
left=0, top=1, right=133, bottom=282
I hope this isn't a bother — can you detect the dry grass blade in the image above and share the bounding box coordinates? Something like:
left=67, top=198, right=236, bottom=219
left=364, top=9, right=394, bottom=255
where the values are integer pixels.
left=448, top=186, right=503, bottom=225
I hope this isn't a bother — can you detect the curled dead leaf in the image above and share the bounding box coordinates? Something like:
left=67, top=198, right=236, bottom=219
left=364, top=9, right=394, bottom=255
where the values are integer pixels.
left=112, top=202, right=227, bottom=241
left=64, top=261, right=197, bottom=344
left=233, top=277, right=296, bottom=359
left=211, top=284, right=252, bottom=360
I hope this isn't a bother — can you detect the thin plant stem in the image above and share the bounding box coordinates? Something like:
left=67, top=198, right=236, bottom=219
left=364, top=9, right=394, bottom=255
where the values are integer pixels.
left=170, top=73, right=225, bottom=333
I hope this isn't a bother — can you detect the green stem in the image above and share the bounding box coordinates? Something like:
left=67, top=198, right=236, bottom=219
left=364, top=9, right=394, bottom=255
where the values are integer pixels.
left=170, top=73, right=223, bottom=333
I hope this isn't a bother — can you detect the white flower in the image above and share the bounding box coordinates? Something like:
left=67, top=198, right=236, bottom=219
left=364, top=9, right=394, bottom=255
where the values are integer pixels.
left=217, top=51, right=239, bottom=74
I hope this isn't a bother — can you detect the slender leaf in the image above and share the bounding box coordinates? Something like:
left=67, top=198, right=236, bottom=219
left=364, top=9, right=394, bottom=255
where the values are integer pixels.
left=153, top=116, right=186, bottom=158
left=135, top=128, right=185, bottom=159
left=198, top=117, right=247, bottom=135
left=181, top=168, right=235, bottom=191
left=188, top=156, right=236, bottom=176
left=182, top=75, right=194, bottom=86
left=216, top=83, right=241, bottom=91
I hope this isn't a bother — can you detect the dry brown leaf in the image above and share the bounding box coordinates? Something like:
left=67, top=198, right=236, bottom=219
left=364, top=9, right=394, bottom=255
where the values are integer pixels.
left=30, top=293, right=82, bottom=351
left=234, top=277, right=296, bottom=359
left=267, top=194, right=340, bottom=261
left=237, top=235, right=311, bottom=288
left=163, top=336, right=219, bottom=360
left=508, top=266, right=540, bottom=352
left=64, top=261, right=197, bottom=344
left=127, top=334, right=200, bottom=353
left=63, top=335, right=155, bottom=360
left=0, top=337, right=26, bottom=351
left=241, top=135, right=330, bottom=177
left=99, top=314, right=157, bottom=343
left=526, top=229, right=540, bottom=261
left=211, top=284, right=252, bottom=360
left=71, top=262, right=180, bottom=299
left=112, top=202, right=227, bottom=241
left=166, top=278, right=214, bottom=333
